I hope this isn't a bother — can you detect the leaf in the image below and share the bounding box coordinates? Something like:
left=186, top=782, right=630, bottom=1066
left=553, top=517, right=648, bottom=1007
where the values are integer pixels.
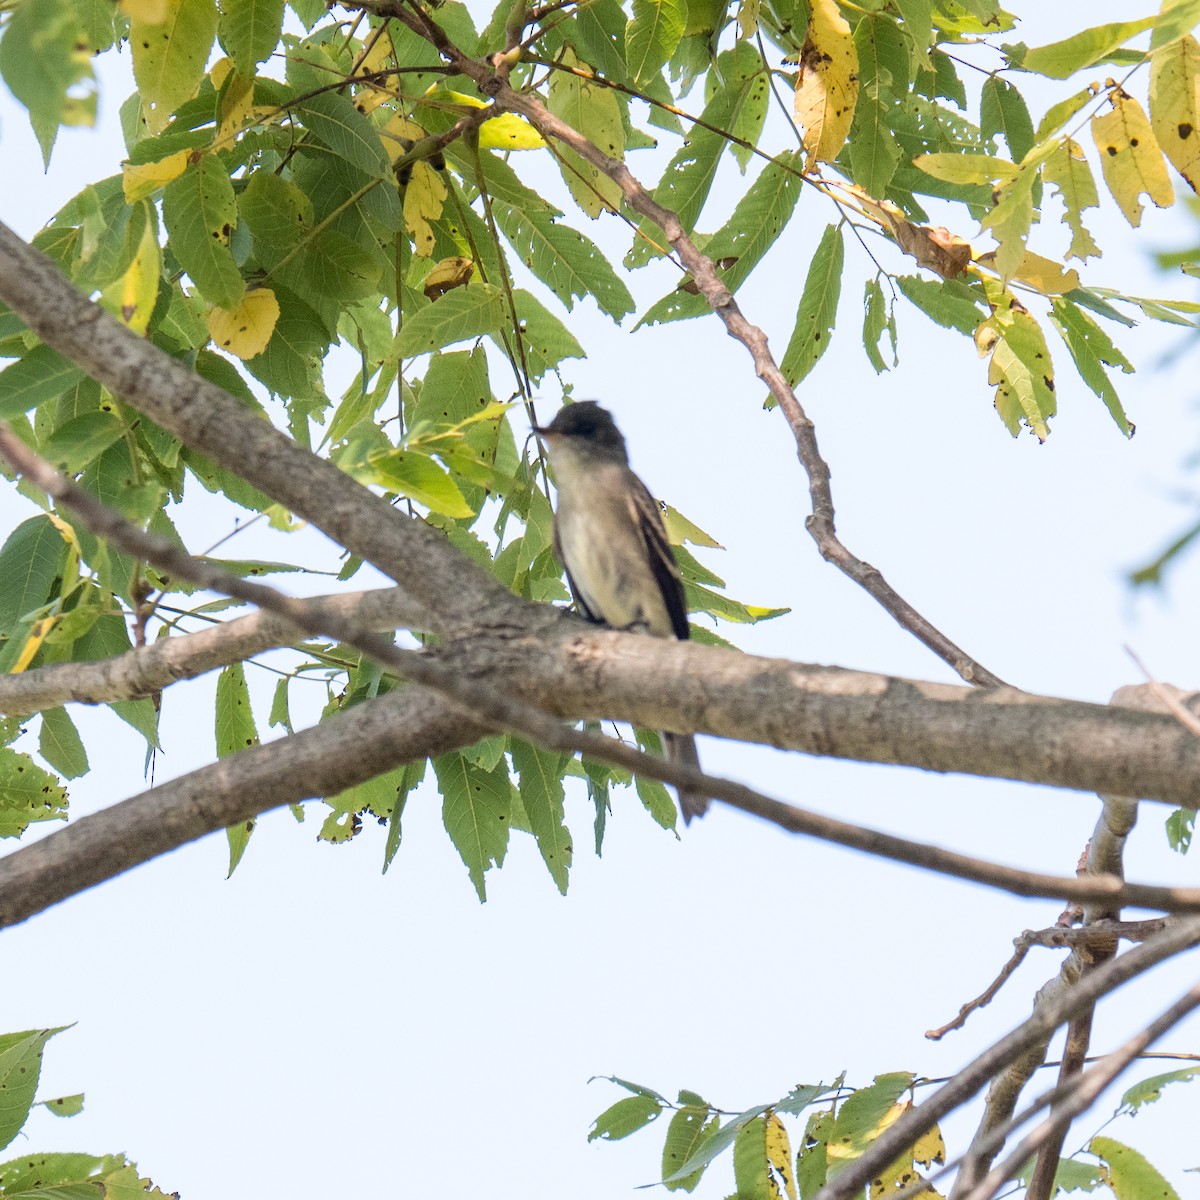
left=1004, top=251, right=1081, bottom=295
left=123, top=149, right=190, bottom=202
left=215, top=662, right=259, bottom=873
left=794, top=0, right=859, bottom=165
left=1089, top=1136, right=1181, bottom=1200
left=218, top=0, right=284, bottom=75
left=395, top=285, right=506, bottom=356
left=0, top=515, right=68, bottom=627
left=382, top=759, right=425, bottom=873
left=101, top=207, right=160, bottom=334
left=73, top=613, right=161, bottom=747
left=497, top=289, right=585, bottom=380
left=492, top=202, right=635, bottom=320
left=661, top=1101, right=718, bottom=1192
left=0, top=1028, right=68, bottom=1152
left=1044, top=138, right=1101, bottom=261
left=38, top=707, right=89, bottom=779
left=914, top=151, right=1018, bottom=184
left=850, top=82, right=902, bottom=197
left=862, top=277, right=897, bottom=373
left=779, top=224, right=843, bottom=387
left=975, top=292, right=1056, bottom=440
left=42, top=1092, right=85, bottom=1117
left=981, top=75, right=1034, bottom=162
left=0, top=345, right=86, bottom=421
left=1092, top=87, right=1175, bottom=227
left=1050, top=296, right=1134, bottom=435
left=0, top=0, right=96, bottom=165
left=588, top=1093, right=663, bottom=1142
left=0, top=746, right=68, bottom=838
left=1119, top=1066, right=1200, bottom=1112
left=625, top=0, right=686, bottom=84
left=206, top=286, right=280, bottom=359
left=826, top=1074, right=913, bottom=1172
left=435, top=750, right=511, bottom=901
left=477, top=111, right=546, bottom=150
left=131, top=0, right=218, bottom=133
left=1014, top=18, right=1156, bottom=79
left=733, top=1116, right=772, bottom=1200
left=162, top=153, right=244, bottom=307
left=238, top=169, right=314, bottom=260
left=765, top=1113, right=796, bottom=1200
left=403, top=160, right=449, bottom=258
left=509, top=739, right=572, bottom=895
left=1034, top=87, right=1095, bottom=140
left=547, top=47, right=625, bottom=216
left=363, top=447, right=475, bottom=517
left=1153, top=0, right=1200, bottom=51
left=1150, top=33, right=1200, bottom=193
left=298, top=90, right=392, bottom=179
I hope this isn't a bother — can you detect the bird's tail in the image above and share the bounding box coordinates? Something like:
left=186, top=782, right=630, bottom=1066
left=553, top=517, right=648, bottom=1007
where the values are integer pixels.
left=661, top=731, right=709, bottom=823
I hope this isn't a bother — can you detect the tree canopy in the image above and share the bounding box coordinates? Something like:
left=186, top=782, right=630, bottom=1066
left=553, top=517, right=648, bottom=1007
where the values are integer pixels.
left=4, top=0, right=1200, bottom=1196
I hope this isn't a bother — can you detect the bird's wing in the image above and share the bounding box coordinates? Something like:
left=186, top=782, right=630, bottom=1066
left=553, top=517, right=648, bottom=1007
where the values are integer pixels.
left=626, top=475, right=689, bottom=641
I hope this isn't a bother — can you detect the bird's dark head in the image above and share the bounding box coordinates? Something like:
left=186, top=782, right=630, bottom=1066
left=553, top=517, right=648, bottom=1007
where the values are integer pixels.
left=534, top=402, right=629, bottom=465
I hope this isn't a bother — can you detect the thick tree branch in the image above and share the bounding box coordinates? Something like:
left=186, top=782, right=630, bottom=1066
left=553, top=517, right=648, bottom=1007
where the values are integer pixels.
left=363, top=0, right=1007, bottom=688
left=0, top=220, right=522, bottom=639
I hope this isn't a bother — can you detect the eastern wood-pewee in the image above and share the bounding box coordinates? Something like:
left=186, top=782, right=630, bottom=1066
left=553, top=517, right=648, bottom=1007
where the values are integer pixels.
left=533, top=401, right=709, bottom=823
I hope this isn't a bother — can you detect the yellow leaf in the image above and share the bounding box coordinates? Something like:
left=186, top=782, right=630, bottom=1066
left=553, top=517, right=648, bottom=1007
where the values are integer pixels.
left=1044, top=138, right=1101, bottom=260
left=867, top=1105, right=944, bottom=1199
left=737, top=0, right=760, bottom=38
left=422, top=255, right=475, bottom=300
left=913, top=152, right=1018, bottom=185
left=123, top=150, right=189, bottom=202
left=478, top=112, right=546, bottom=150
left=911, top=1120, right=946, bottom=1169
left=976, top=284, right=1056, bottom=440
left=206, top=287, right=280, bottom=359
left=1005, top=250, right=1082, bottom=295
left=1092, top=87, right=1175, bottom=226
left=210, top=54, right=234, bottom=89
left=403, top=160, right=449, bottom=258
left=381, top=113, right=428, bottom=161
left=103, top=211, right=161, bottom=334
left=12, top=615, right=58, bottom=674
left=131, top=0, right=218, bottom=133
left=354, top=29, right=394, bottom=77
left=121, top=0, right=167, bottom=22
left=765, top=1114, right=796, bottom=1200
left=213, top=60, right=254, bottom=151
left=1150, top=33, right=1200, bottom=192
left=794, top=0, right=859, bottom=167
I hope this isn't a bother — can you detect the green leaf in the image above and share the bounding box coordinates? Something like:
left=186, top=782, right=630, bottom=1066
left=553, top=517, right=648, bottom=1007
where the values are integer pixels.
left=0, top=346, right=86, bottom=421
left=510, top=739, right=572, bottom=894
left=395, top=285, right=506, bottom=357
left=162, top=154, right=244, bottom=308
left=895, top=0, right=932, bottom=61
left=1153, top=0, right=1200, bottom=51
left=0, top=515, right=68, bottom=628
left=661, top=1102, right=718, bottom=1192
left=914, top=151, right=1018, bottom=184
left=0, top=0, right=96, bottom=166
left=382, top=759, right=425, bottom=873
left=547, top=48, right=625, bottom=216
left=855, top=10, right=910, bottom=90
left=1118, top=1066, right=1200, bottom=1112
left=1034, top=86, right=1094, bottom=140
left=637, top=149, right=805, bottom=325
left=1044, top=138, right=1101, bottom=262
left=0, top=748, right=68, bottom=838
left=298, top=90, right=392, bottom=179
left=982, top=302, right=1057, bottom=440
left=244, top=288, right=329, bottom=401
left=40, top=410, right=126, bottom=473
left=435, top=750, right=511, bottom=901
left=896, top=275, right=984, bottom=335
left=0, top=1028, right=68, bottom=1152
left=1011, top=18, right=1155, bottom=79
left=72, top=613, right=161, bottom=747
left=130, top=0, right=219, bottom=133
left=779, top=225, right=844, bottom=387
left=827, top=1072, right=913, bottom=1170
left=862, top=278, right=896, bottom=373
left=365, top=448, right=475, bottom=517
left=733, top=1116, right=771, bottom=1200
left=38, top=708, right=89, bottom=779
left=626, top=0, right=686, bottom=84
left=290, top=228, right=383, bottom=303
left=588, top=1093, right=663, bottom=1142
left=218, top=0, right=285, bottom=75
left=663, top=1104, right=773, bottom=1183
left=1049, top=297, right=1134, bottom=435
left=42, top=1091, right=85, bottom=1117
left=498, top=289, right=586, bottom=381
left=981, top=75, right=1034, bottom=162
left=1089, top=1136, right=1181, bottom=1200
left=215, top=662, right=259, bottom=873
left=850, top=82, right=901, bottom=198
left=1165, top=805, right=1195, bottom=851
left=491, top=202, right=635, bottom=321
left=239, top=170, right=314, bottom=262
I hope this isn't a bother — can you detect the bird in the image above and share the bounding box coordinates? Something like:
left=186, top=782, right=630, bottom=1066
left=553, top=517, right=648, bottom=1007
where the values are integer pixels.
left=532, top=401, right=709, bottom=823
